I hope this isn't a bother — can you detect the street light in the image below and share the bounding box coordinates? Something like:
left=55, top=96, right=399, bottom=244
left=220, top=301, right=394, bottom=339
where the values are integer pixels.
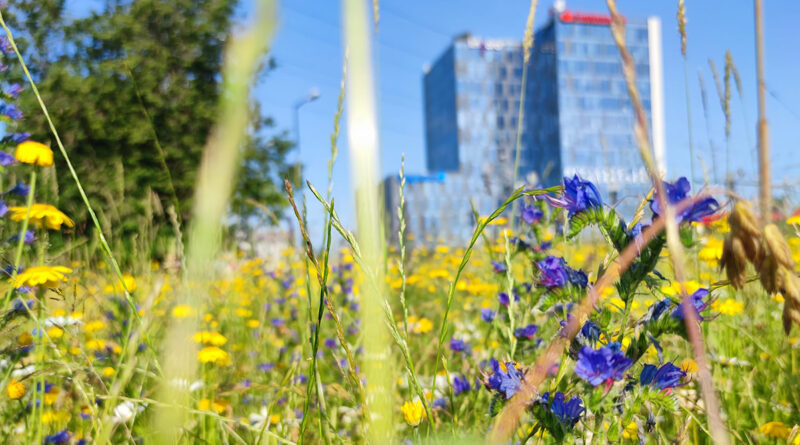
left=287, top=88, right=319, bottom=245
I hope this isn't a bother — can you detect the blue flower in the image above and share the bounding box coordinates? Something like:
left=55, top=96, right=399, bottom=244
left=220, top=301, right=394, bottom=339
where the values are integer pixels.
left=648, top=298, right=671, bottom=322
left=497, top=292, right=518, bottom=306
left=514, top=324, right=539, bottom=340
left=536, top=256, right=587, bottom=288
left=44, top=429, right=70, bottom=444
left=452, top=375, right=471, bottom=395
left=671, top=288, right=710, bottom=321
left=574, top=343, right=633, bottom=386
left=8, top=230, right=35, bottom=245
left=541, top=391, right=584, bottom=427
left=650, top=177, right=719, bottom=223
left=640, top=362, right=686, bottom=390
left=521, top=203, right=544, bottom=224
left=491, top=261, right=507, bottom=274
left=4, top=83, right=22, bottom=99
left=480, top=308, right=496, bottom=323
left=579, top=320, right=601, bottom=343
left=0, top=103, right=23, bottom=121
left=324, top=338, right=337, bottom=349
left=449, top=338, right=469, bottom=354
left=0, top=199, right=7, bottom=217
left=485, top=358, right=524, bottom=399
left=545, top=175, right=602, bottom=217
left=0, top=151, right=15, bottom=166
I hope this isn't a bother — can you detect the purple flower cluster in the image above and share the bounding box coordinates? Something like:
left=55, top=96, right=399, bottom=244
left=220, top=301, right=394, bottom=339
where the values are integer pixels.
left=452, top=375, right=471, bottom=395
left=480, top=308, right=496, bottom=323
left=671, top=288, right=710, bottom=321
left=574, top=343, right=633, bottom=386
left=541, top=391, right=585, bottom=427
left=449, top=338, right=470, bottom=354
left=484, top=358, right=525, bottom=399
left=521, top=203, right=544, bottom=224
left=650, top=177, right=719, bottom=223
left=639, top=362, right=686, bottom=390
left=514, top=324, right=539, bottom=340
left=536, top=256, right=588, bottom=288
left=545, top=175, right=602, bottom=217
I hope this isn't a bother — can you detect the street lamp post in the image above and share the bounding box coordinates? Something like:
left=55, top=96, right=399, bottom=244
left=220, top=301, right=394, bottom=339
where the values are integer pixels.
left=287, top=88, right=319, bottom=245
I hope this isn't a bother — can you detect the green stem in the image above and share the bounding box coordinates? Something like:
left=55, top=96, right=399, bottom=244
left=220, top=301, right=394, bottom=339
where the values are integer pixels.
left=2, top=168, right=36, bottom=311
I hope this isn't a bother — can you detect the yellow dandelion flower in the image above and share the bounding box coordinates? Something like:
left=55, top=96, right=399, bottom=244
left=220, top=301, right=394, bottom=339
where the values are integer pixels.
left=711, top=299, right=744, bottom=316
left=414, top=318, right=433, bottom=334
left=86, top=339, right=106, bottom=350
left=172, top=304, right=194, bottom=319
left=8, top=204, right=74, bottom=230
left=11, top=265, right=72, bottom=288
left=15, top=141, right=53, bottom=167
left=680, top=359, right=698, bottom=374
left=47, top=327, right=64, bottom=339
left=102, top=367, right=116, bottom=378
left=623, top=421, right=639, bottom=439
left=6, top=379, right=25, bottom=399
left=270, top=414, right=281, bottom=425
left=400, top=399, right=425, bottom=426
left=18, top=332, right=33, bottom=346
left=198, top=399, right=228, bottom=413
left=787, top=214, right=800, bottom=225
left=44, top=387, right=59, bottom=405
left=198, top=346, right=229, bottom=365
left=83, top=320, right=105, bottom=333
left=192, top=331, right=227, bottom=346
left=760, top=421, right=790, bottom=439
left=246, top=319, right=260, bottom=328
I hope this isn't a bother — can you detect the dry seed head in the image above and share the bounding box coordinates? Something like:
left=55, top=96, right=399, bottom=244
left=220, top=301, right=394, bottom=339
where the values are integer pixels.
left=677, top=0, right=687, bottom=57
left=720, top=236, right=748, bottom=289
left=729, top=202, right=760, bottom=238
left=782, top=270, right=800, bottom=334
left=763, top=224, right=795, bottom=270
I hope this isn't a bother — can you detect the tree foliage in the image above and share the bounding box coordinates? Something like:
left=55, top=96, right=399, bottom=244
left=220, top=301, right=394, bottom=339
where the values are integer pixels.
left=5, top=0, right=297, bottom=238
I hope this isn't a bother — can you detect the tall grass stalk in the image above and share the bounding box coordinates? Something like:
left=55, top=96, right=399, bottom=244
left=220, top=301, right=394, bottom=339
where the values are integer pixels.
left=342, top=0, right=392, bottom=440
left=606, top=1, right=728, bottom=442
left=510, top=0, right=539, bottom=232
left=754, top=0, right=771, bottom=224
left=153, top=1, right=275, bottom=442
left=697, top=70, right=719, bottom=185
left=676, top=0, right=697, bottom=187
left=306, top=182, right=437, bottom=429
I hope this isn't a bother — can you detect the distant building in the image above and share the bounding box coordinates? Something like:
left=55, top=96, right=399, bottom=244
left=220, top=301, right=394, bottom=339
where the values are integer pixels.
left=526, top=9, right=664, bottom=212
left=386, top=7, right=664, bottom=245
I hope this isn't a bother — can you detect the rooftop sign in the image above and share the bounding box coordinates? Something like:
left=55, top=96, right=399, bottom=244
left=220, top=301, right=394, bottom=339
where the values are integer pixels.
left=558, top=10, right=623, bottom=25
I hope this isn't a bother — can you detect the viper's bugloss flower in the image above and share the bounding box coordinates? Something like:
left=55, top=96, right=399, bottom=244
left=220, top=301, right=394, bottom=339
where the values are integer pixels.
left=640, top=362, right=686, bottom=390
left=8, top=230, right=35, bottom=245
left=481, top=308, right=496, bottom=323
left=497, top=291, right=518, bottom=306
left=485, top=358, right=524, bottom=399
left=0, top=200, right=7, bottom=218
left=449, top=338, right=469, bottom=354
left=452, top=375, right=471, bottom=395
left=44, top=429, right=70, bottom=444
left=671, top=288, right=710, bottom=321
left=514, top=324, right=539, bottom=339
left=0, top=103, right=23, bottom=121
left=0, top=36, right=13, bottom=54
left=649, top=298, right=672, bottom=322
left=545, top=175, right=602, bottom=217
left=536, top=256, right=587, bottom=288
left=324, top=338, right=337, bottom=349
left=4, top=83, right=22, bottom=99
left=491, top=260, right=507, bottom=274
left=579, top=320, right=601, bottom=343
left=0, top=150, right=15, bottom=166
left=521, top=203, right=544, bottom=224
left=575, top=343, right=633, bottom=386
left=650, top=177, right=719, bottom=223
left=2, top=132, right=30, bottom=144
left=541, top=391, right=584, bottom=427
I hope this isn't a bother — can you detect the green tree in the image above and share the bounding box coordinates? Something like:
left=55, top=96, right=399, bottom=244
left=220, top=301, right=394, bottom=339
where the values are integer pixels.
left=5, top=0, right=297, bottom=241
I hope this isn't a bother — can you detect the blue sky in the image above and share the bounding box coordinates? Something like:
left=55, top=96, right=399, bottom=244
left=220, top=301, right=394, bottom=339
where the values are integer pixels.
left=69, top=1, right=800, bottom=239
left=258, top=0, right=800, bottom=239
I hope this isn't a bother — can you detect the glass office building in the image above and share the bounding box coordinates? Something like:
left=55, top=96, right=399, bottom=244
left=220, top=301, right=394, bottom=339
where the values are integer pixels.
left=526, top=10, right=664, bottom=216
left=386, top=9, right=664, bottom=245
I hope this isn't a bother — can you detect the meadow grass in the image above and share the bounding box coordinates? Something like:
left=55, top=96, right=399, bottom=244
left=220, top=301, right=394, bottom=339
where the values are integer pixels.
left=0, top=0, right=797, bottom=444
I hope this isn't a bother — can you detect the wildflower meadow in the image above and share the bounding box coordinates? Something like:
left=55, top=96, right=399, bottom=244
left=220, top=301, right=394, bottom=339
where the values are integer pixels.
left=0, top=0, right=797, bottom=444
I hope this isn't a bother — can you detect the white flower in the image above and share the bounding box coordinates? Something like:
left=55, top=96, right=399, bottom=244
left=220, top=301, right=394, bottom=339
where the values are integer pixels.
left=11, top=365, right=35, bottom=379
left=44, top=315, right=83, bottom=328
left=110, top=401, right=146, bottom=424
